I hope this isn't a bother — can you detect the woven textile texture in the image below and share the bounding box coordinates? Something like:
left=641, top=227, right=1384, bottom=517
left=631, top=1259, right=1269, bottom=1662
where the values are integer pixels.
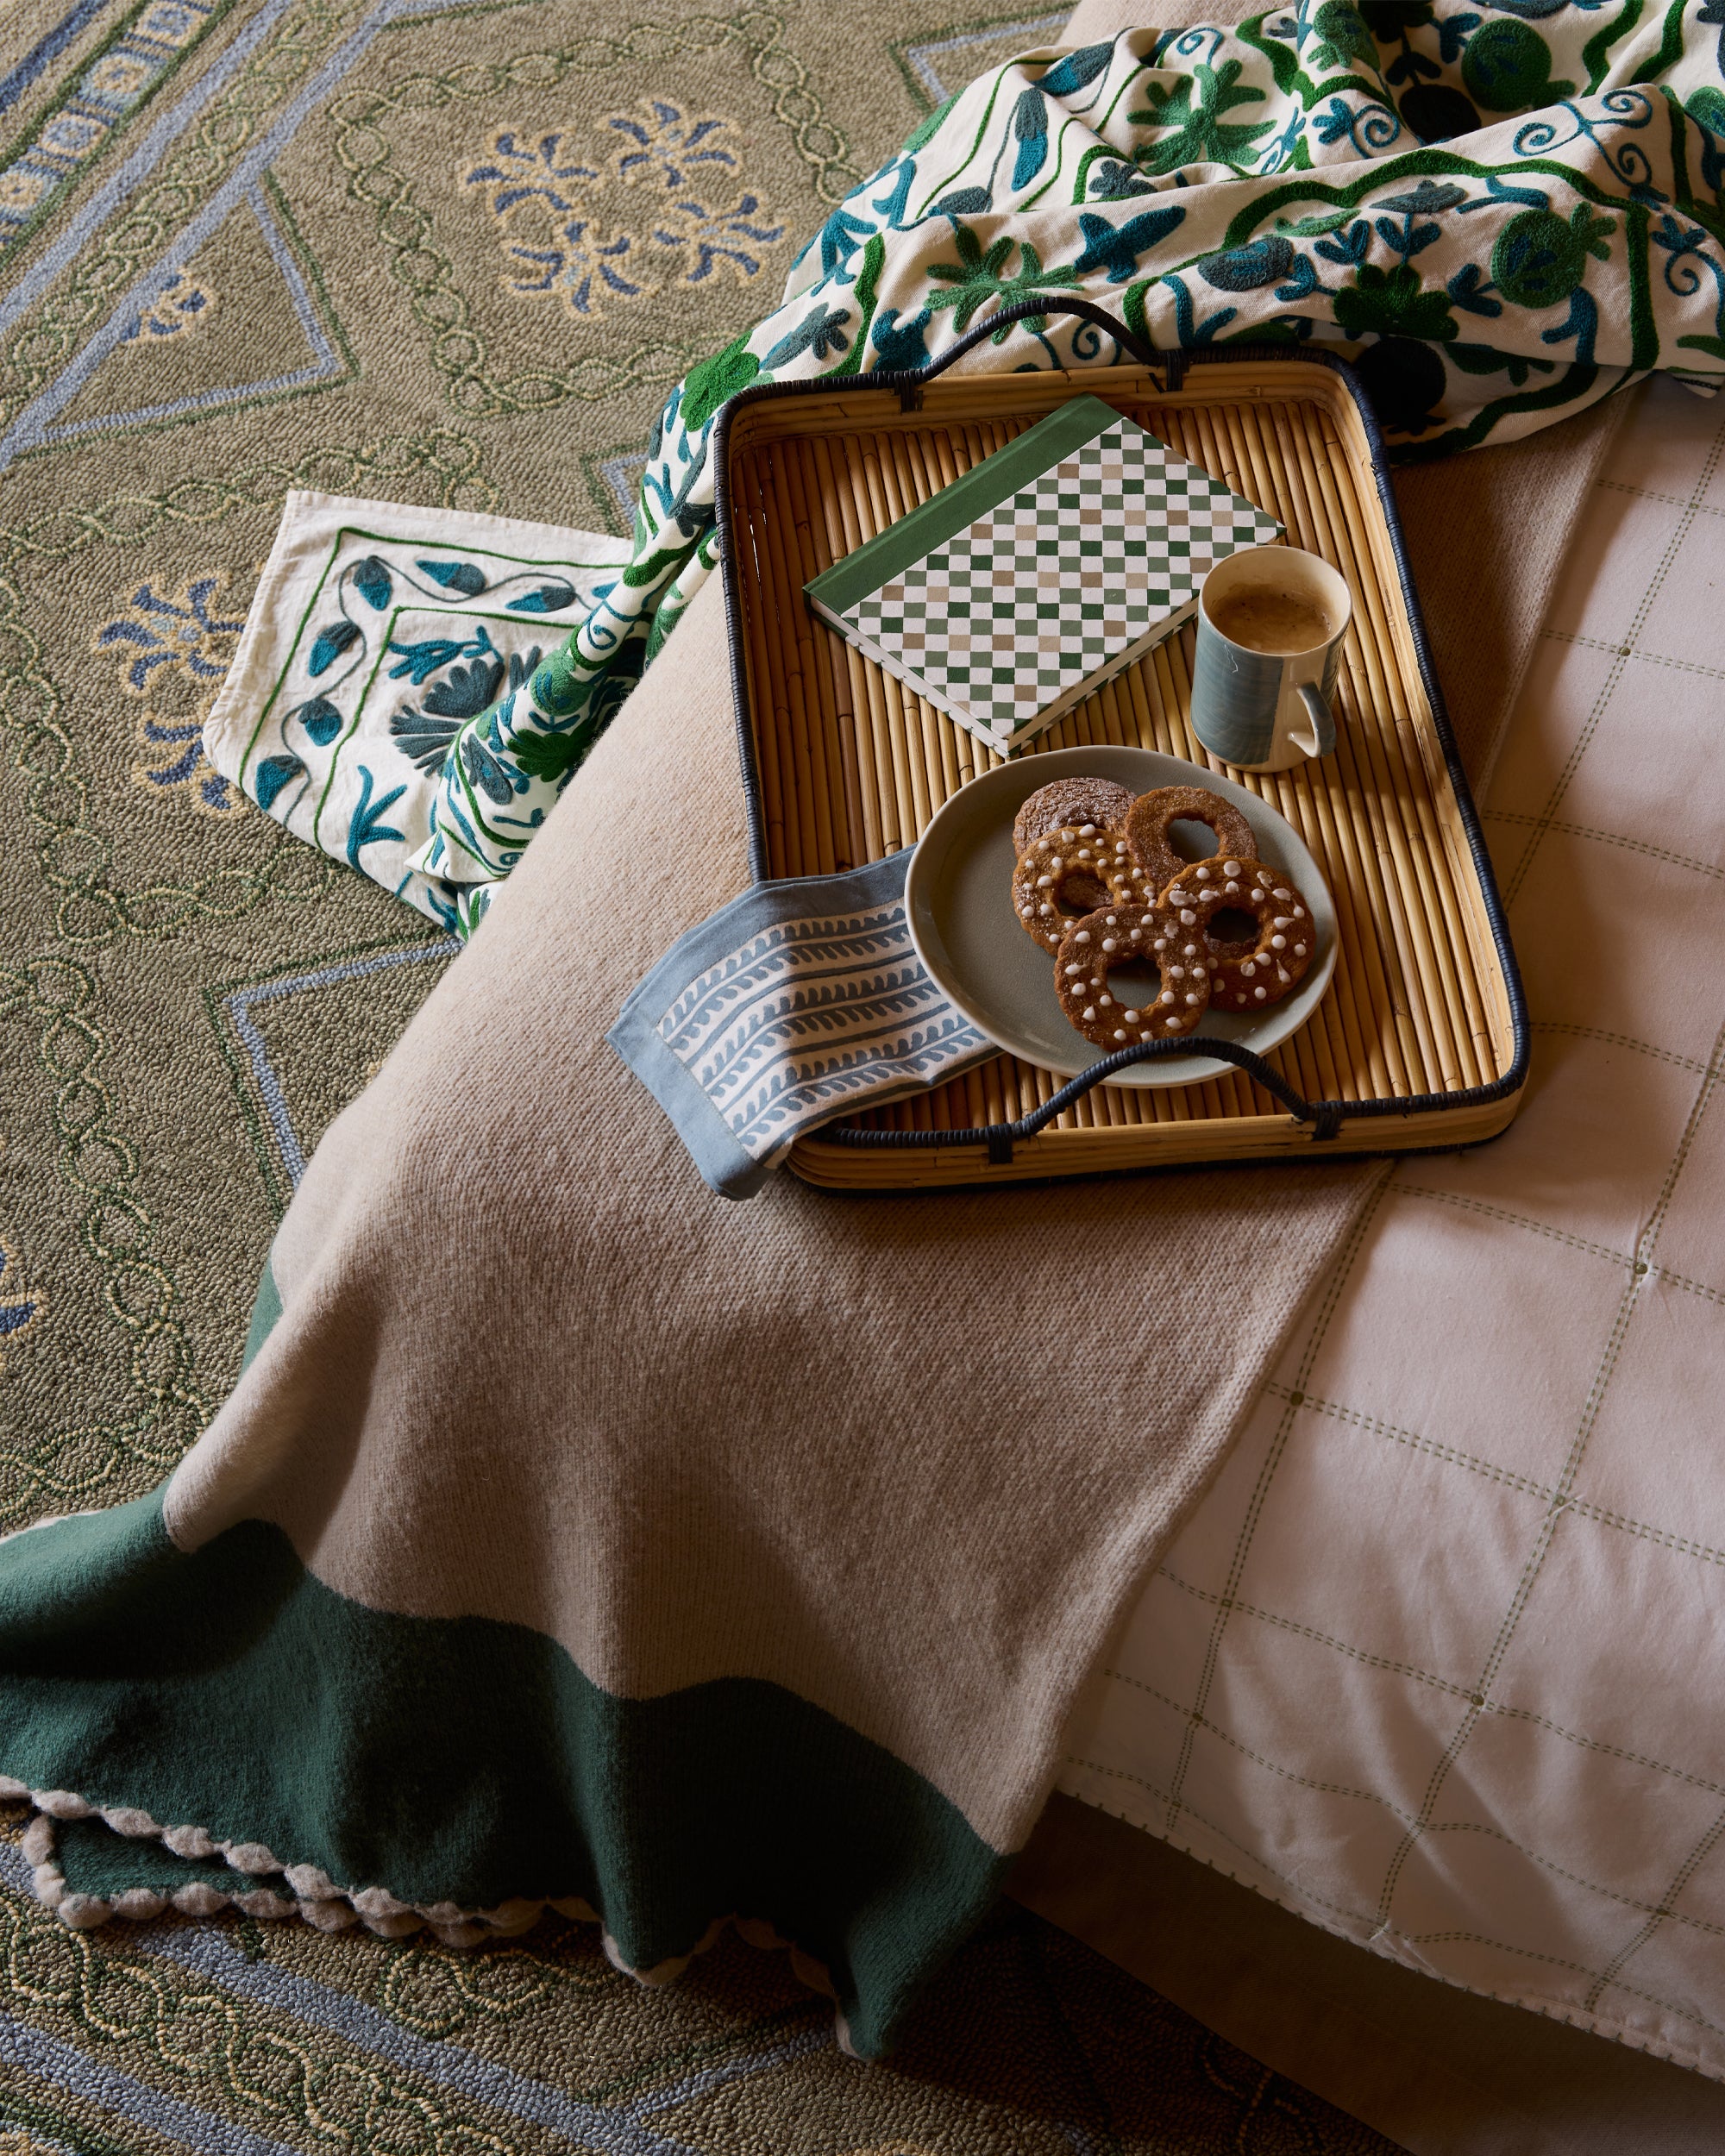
left=1061, top=372, right=1725, bottom=2084
left=0, top=0, right=1397, bottom=2143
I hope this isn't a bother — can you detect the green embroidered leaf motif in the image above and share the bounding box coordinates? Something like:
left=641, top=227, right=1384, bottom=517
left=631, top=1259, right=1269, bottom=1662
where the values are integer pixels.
left=1333, top=260, right=1457, bottom=341
left=925, top=228, right=1081, bottom=333
left=507, top=727, right=587, bottom=785
left=681, top=332, right=762, bottom=431
left=1130, top=60, right=1275, bottom=175
left=1308, top=0, right=1379, bottom=72
left=902, top=92, right=957, bottom=154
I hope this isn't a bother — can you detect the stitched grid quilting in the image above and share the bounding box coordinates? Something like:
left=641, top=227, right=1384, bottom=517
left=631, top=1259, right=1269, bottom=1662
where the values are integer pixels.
left=1057, top=377, right=1725, bottom=2080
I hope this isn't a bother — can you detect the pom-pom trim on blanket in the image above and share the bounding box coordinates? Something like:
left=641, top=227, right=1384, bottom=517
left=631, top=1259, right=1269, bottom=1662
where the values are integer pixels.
left=9, top=1781, right=859, bottom=2050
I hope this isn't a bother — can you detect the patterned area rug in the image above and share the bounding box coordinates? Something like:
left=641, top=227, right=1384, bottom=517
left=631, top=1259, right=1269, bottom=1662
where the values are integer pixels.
left=0, top=0, right=1394, bottom=2144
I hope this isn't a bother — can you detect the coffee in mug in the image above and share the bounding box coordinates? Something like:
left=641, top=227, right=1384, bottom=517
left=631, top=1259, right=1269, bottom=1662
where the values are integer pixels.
left=1206, top=586, right=1334, bottom=657
left=1190, top=544, right=1351, bottom=773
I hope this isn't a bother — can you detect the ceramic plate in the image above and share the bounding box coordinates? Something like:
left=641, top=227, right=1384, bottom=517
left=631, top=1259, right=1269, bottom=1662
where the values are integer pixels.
left=904, top=746, right=1338, bottom=1088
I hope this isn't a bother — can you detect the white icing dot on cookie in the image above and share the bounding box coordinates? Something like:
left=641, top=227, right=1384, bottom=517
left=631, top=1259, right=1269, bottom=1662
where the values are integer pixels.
left=1075, top=930, right=1091, bottom=943
left=1105, top=914, right=1118, bottom=926
left=1123, top=1008, right=1138, bottom=1023
left=1270, top=935, right=1287, bottom=950
left=1240, top=960, right=1256, bottom=976
left=1082, top=1006, right=1095, bottom=1020
left=1195, top=865, right=1212, bottom=881
left=1152, top=937, right=1168, bottom=951
left=1099, top=993, right=1113, bottom=1007
left=1049, top=857, right=1063, bottom=871
left=1039, top=903, right=1054, bottom=916
left=1064, top=962, right=1081, bottom=975
left=1272, top=917, right=1291, bottom=929
left=1183, top=944, right=1198, bottom=957
left=1273, top=887, right=1290, bottom=900
left=1078, top=823, right=1095, bottom=837
left=1254, top=986, right=1267, bottom=1000
left=1277, top=967, right=1290, bottom=983
left=1113, top=1029, right=1126, bottom=1042
left=1294, top=906, right=1306, bottom=918
left=1160, top=991, right=1175, bottom=1006
left=1223, top=881, right=1239, bottom=896
left=1185, top=992, right=1201, bottom=1006
left=1179, top=908, right=1197, bottom=926
left=1101, top=937, right=1118, bottom=953
left=1294, top=943, right=1307, bottom=956
left=1168, top=964, right=1183, bottom=981
left=1223, top=862, right=1241, bottom=875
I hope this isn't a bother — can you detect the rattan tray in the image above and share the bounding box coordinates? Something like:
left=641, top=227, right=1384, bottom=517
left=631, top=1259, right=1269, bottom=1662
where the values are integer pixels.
left=714, top=306, right=1527, bottom=1189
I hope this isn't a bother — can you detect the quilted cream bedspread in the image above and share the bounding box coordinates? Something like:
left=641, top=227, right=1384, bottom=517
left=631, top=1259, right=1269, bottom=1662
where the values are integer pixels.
left=1061, top=373, right=1725, bottom=2080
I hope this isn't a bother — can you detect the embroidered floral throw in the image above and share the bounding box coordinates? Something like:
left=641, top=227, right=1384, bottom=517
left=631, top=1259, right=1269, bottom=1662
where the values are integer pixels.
left=217, top=3, right=1725, bottom=934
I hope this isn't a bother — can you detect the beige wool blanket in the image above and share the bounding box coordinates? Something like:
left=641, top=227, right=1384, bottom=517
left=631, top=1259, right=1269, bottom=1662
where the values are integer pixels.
left=0, top=0, right=1621, bottom=2057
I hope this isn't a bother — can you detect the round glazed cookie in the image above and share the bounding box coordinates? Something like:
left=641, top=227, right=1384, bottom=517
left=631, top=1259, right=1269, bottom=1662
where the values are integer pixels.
left=1013, top=776, right=1138, bottom=858
left=1126, top=786, right=1258, bottom=899
left=1054, top=901, right=1214, bottom=1049
left=1011, top=824, right=1135, bottom=953
left=1164, top=857, right=1315, bottom=1012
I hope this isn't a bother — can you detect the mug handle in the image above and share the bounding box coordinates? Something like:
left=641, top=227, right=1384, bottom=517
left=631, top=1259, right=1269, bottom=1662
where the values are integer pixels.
left=1291, top=681, right=1337, bottom=760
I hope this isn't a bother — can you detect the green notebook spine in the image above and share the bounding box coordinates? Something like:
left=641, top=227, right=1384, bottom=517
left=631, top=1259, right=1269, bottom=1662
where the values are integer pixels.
left=802, top=393, right=1137, bottom=618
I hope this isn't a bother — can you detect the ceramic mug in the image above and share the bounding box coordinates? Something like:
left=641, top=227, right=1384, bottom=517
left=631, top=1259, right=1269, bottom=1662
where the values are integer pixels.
left=1189, top=544, right=1351, bottom=774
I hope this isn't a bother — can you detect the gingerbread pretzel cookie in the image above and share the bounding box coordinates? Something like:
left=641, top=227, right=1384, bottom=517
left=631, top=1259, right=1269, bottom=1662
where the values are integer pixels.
left=1013, top=776, right=1138, bottom=858
left=1012, top=824, right=1135, bottom=953
left=1164, top=857, right=1314, bottom=1011
left=1126, top=786, right=1258, bottom=900
left=1054, top=899, right=1213, bottom=1049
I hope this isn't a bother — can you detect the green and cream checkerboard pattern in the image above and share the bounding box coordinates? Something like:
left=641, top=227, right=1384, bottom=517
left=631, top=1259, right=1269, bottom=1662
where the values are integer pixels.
left=844, top=418, right=1282, bottom=743
left=1060, top=375, right=1725, bottom=2084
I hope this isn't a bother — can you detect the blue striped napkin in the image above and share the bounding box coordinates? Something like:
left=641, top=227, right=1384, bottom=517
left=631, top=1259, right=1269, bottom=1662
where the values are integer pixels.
left=609, top=850, right=996, bottom=1199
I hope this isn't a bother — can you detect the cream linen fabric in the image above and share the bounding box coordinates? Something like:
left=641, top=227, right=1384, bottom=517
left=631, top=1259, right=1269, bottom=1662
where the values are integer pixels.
left=1061, top=374, right=1725, bottom=2078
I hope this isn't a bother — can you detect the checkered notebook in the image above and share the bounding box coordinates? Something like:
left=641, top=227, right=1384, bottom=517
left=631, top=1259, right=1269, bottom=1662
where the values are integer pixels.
left=804, top=395, right=1283, bottom=751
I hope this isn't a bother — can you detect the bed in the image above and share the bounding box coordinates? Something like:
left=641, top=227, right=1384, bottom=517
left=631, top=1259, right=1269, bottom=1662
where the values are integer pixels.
left=1059, top=374, right=1725, bottom=2081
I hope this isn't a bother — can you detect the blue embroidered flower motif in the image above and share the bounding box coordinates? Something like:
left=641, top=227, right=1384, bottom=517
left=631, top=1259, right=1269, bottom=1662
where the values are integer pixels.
left=307, top=619, right=361, bottom=677
left=345, top=763, right=408, bottom=867
left=254, top=753, right=305, bottom=812
left=391, top=644, right=541, bottom=775
left=417, top=559, right=488, bottom=598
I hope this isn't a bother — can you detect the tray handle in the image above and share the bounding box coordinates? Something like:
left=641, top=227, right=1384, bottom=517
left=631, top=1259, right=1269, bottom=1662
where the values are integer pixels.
left=875, top=297, right=1190, bottom=407
left=831, top=1037, right=1345, bottom=1165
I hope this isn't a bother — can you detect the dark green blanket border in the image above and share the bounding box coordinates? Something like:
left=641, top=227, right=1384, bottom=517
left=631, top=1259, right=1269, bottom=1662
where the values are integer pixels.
left=0, top=1270, right=1002, bottom=2055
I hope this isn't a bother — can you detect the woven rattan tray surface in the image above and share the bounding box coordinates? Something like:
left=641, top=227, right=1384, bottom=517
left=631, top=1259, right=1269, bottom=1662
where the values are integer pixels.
left=715, top=324, right=1527, bottom=1188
